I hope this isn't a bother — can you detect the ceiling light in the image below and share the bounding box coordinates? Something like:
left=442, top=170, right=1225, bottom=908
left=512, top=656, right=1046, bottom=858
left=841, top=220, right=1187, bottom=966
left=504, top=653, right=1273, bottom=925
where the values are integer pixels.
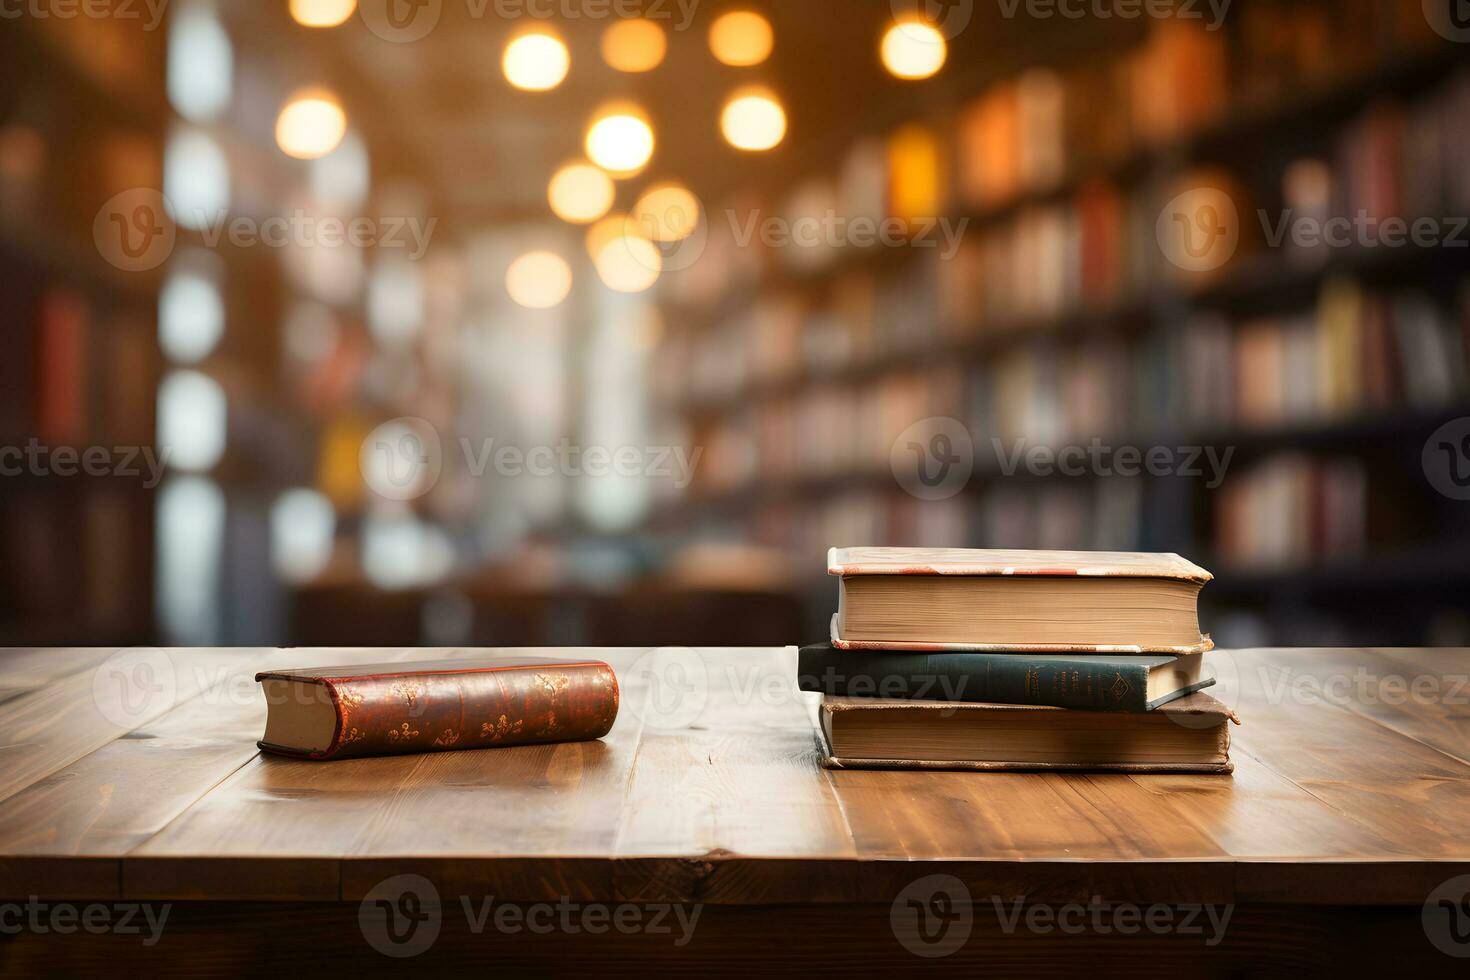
left=503, top=32, right=570, bottom=92
left=602, top=18, right=666, bottom=73
left=709, top=11, right=773, bottom=67
left=275, top=89, right=347, bottom=160
left=881, top=20, right=947, bottom=80
left=548, top=162, right=615, bottom=224
left=505, top=251, right=573, bottom=309
left=631, top=182, right=700, bottom=241
left=289, top=0, right=356, bottom=28
left=720, top=87, right=786, bottom=151
left=585, top=104, right=654, bottom=176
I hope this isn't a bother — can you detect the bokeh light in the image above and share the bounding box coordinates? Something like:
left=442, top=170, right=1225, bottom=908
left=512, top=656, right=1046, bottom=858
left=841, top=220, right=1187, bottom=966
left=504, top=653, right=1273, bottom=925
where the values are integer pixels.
left=631, top=182, right=701, bottom=242
left=503, top=32, right=570, bottom=91
left=602, top=18, right=666, bottom=73
left=709, top=11, right=773, bottom=67
left=593, top=233, right=661, bottom=293
left=506, top=251, right=574, bottom=309
left=548, top=162, right=616, bottom=223
left=289, top=0, right=356, bottom=28
left=586, top=105, right=655, bottom=176
left=720, top=88, right=786, bottom=151
left=881, top=20, right=947, bottom=80
left=275, top=88, right=347, bottom=159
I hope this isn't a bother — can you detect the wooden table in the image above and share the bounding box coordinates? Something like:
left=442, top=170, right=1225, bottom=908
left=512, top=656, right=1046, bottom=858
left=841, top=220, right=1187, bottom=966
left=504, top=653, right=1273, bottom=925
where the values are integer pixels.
left=1, top=647, right=1468, bottom=974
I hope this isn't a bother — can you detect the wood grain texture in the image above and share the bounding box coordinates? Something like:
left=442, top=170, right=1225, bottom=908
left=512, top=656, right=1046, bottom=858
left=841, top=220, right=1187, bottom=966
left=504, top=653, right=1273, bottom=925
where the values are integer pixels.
left=0, top=647, right=1467, bottom=909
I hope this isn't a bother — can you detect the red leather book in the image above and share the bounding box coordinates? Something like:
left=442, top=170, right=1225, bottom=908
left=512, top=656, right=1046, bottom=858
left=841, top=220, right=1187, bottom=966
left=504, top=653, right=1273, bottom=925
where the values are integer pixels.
left=256, top=657, right=619, bottom=761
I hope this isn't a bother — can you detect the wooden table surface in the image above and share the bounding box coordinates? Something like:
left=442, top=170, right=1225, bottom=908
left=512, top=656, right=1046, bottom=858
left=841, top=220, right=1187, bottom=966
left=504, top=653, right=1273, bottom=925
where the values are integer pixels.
left=2, top=647, right=1468, bottom=972
left=0, top=645, right=1466, bottom=904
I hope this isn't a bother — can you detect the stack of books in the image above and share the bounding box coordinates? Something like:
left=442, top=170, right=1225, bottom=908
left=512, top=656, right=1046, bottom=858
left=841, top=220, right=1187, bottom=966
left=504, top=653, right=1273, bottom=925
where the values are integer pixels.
left=800, top=548, right=1237, bottom=773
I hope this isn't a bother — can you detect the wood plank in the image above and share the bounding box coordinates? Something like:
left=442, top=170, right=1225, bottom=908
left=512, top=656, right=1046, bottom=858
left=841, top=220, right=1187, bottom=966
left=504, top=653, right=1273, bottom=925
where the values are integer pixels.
left=0, top=649, right=254, bottom=806
left=126, top=648, right=643, bottom=901
left=1270, top=646, right=1470, bottom=769
left=0, top=648, right=121, bottom=707
left=0, top=901, right=1448, bottom=976
left=1222, top=650, right=1470, bottom=868
left=612, top=648, right=857, bottom=902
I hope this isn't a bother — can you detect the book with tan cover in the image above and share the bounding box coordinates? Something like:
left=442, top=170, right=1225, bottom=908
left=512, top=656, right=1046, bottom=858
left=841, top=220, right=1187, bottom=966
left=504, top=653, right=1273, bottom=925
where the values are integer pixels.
left=817, top=690, right=1237, bottom=773
left=828, top=547, right=1213, bottom=655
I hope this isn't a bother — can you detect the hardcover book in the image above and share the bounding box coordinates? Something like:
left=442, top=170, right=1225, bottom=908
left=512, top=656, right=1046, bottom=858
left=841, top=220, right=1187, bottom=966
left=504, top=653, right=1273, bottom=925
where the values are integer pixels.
left=256, top=657, right=619, bottom=761
left=817, top=691, right=1237, bottom=773
left=828, top=547, right=1214, bottom=654
left=797, top=642, right=1212, bottom=712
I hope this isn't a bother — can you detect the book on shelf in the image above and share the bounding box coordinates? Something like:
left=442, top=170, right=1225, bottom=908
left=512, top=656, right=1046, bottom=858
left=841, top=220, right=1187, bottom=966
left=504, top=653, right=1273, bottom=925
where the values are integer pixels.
left=257, top=657, right=619, bottom=761
left=798, top=642, right=1213, bottom=713
left=816, top=691, right=1237, bottom=773
left=827, top=547, right=1214, bottom=654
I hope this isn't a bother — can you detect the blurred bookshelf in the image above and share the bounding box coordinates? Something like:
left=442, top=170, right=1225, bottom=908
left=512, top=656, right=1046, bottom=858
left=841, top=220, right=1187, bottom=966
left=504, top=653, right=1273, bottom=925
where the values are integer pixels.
left=648, top=0, right=1470, bottom=646
left=0, top=17, right=165, bottom=646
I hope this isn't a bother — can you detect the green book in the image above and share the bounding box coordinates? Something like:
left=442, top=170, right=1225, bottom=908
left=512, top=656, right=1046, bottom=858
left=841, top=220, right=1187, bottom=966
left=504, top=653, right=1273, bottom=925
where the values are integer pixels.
left=797, top=643, right=1214, bottom=713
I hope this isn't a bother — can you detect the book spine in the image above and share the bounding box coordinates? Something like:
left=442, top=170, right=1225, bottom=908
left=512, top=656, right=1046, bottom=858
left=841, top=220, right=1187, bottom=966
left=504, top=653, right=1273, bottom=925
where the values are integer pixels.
left=299, top=663, right=617, bottom=760
left=798, top=648, right=1153, bottom=712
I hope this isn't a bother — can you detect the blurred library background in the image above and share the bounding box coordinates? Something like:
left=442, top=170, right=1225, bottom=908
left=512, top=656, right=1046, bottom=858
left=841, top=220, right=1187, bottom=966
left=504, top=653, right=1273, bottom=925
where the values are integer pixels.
left=3, top=0, right=1469, bottom=650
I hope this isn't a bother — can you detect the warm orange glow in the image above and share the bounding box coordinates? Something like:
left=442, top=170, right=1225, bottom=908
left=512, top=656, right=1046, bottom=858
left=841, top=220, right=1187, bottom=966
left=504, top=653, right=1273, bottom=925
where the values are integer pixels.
left=601, top=18, right=667, bottom=73
left=720, top=87, right=786, bottom=151
left=289, top=0, right=356, bottom=28
left=887, top=124, right=941, bottom=222
left=632, top=183, right=700, bottom=242
left=585, top=104, right=654, bottom=176
left=881, top=20, right=947, bottom=80
left=548, top=162, right=616, bottom=224
left=593, top=233, right=661, bottom=293
left=505, top=251, right=573, bottom=309
left=709, top=11, right=773, bottom=67
left=503, top=32, right=570, bottom=91
left=276, top=89, right=347, bottom=160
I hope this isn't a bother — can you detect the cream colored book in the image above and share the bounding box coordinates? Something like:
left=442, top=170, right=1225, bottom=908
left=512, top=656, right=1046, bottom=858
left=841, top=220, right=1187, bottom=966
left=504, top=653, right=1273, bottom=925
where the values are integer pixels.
left=828, top=547, right=1213, bottom=655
